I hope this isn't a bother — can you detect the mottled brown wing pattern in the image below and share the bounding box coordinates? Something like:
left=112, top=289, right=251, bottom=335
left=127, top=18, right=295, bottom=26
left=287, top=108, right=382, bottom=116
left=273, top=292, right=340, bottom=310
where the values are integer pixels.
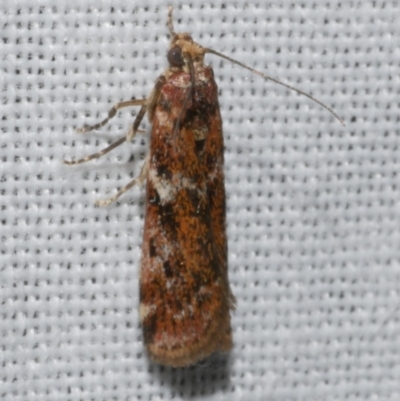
left=140, top=67, right=234, bottom=367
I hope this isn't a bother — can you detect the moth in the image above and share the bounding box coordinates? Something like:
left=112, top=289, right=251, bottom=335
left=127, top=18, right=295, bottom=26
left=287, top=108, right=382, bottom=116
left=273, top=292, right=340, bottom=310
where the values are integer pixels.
left=65, top=7, right=342, bottom=367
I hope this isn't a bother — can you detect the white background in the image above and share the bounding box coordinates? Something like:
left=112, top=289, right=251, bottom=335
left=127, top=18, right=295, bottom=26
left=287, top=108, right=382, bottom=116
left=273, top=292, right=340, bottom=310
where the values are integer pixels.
left=1, top=1, right=399, bottom=400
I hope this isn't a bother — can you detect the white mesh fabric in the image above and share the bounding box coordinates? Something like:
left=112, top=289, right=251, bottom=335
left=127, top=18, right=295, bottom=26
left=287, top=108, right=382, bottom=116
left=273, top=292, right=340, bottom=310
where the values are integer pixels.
left=1, top=1, right=400, bottom=400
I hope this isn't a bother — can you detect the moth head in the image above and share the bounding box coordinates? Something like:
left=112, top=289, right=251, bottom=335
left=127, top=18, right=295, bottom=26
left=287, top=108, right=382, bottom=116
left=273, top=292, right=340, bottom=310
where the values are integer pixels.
left=167, top=7, right=205, bottom=70
left=168, top=34, right=205, bottom=69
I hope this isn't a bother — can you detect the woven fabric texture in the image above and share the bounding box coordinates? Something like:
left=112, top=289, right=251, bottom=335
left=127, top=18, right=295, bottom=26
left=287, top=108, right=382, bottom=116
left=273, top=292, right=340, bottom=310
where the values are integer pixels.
left=1, top=1, right=399, bottom=400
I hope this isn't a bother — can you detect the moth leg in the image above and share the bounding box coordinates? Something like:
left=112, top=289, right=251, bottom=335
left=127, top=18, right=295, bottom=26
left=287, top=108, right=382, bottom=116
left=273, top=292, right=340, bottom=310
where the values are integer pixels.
left=95, top=154, right=149, bottom=207
left=63, top=135, right=126, bottom=165
left=126, top=76, right=165, bottom=141
left=64, top=100, right=150, bottom=165
left=77, top=99, right=147, bottom=133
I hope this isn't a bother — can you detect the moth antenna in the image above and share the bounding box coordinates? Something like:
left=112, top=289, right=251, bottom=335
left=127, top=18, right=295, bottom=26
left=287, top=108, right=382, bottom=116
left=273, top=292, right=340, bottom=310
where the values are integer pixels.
left=167, top=6, right=176, bottom=37
left=205, top=47, right=344, bottom=126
